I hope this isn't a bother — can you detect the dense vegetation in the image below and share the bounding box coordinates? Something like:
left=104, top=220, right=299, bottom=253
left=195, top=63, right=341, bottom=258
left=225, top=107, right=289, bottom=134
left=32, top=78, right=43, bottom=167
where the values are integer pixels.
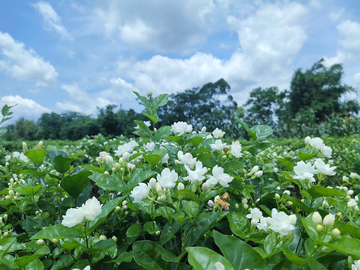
left=3, top=59, right=360, bottom=142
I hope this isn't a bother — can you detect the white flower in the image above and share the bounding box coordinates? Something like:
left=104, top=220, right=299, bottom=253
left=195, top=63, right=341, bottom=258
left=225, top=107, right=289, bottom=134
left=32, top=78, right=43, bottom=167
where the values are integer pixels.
left=309, top=137, right=325, bottom=150
left=293, top=161, right=316, bottom=183
left=246, top=207, right=263, bottom=222
left=312, top=212, right=322, bottom=224
left=177, top=151, right=197, bottom=166
left=210, top=140, right=227, bottom=151
left=171, top=121, right=192, bottom=136
left=184, top=161, right=207, bottom=184
left=131, top=183, right=150, bottom=203
left=82, top=197, right=103, bottom=221
left=212, top=128, right=225, bottom=138
left=323, top=214, right=335, bottom=226
left=145, top=142, right=155, bottom=152
left=350, top=173, right=360, bottom=179
left=321, top=146, right=332, bottom=158
left=73, top=266, right=91, bottom=270
left=115, top=141, right=138, bottom=156
left=62, top=208, right=85, bottom=227
left=257, top=217, right=270, bottom=232
left=352, top=260, right=360, bottom=270
left=160, top=153, right=169, bottom=164
left=304, top=136, right=311, bottom=144
left=135, top=121, right=151, bottom=129
left=268, top=209, right=295, bottom=236
left=157, top=168, right=178, bottom=189
left=314, top=159, right=336, bottom=176
left=208, top=165, right=233, bottom=187
left=229, top=141, right=243, bottom=158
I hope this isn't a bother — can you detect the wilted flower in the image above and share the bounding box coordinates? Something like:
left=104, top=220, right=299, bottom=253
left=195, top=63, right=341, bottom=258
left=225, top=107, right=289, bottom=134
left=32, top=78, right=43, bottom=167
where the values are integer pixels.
left=171, top=121, right=192, bottom=135
left=293, top=161, right=316, bottom=183
left=314, top=159, right=336, bottom=176
left=131, top=183, right=150, bottom=203
left=212, top=128, right=225, bottom=138
left=208, top=165, right=233, bottom=187
left=82, top=197, right=103, bottom=221
left=157, top=168, right=178, bottom=189
left=184, top=161, right=207, bottom=184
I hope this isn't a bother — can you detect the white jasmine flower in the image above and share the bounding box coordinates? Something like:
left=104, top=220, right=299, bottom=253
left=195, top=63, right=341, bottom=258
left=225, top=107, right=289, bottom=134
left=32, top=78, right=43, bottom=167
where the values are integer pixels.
left=323, top=214, right=335, bottom=226
left=352, top=260, right=360, bottom=270
left=157, top=168, right=178, bottom=189
left=145, top=142, right=155, bottom=152
left=160, top=153, right=169, bottom=164
left=321, top=146, right=332, bottom=158
left=210, top=140, right=227, bottom=151
left=257, top=217, right=270, bottom=231
left=131, top=183, right=150, bottom=203
left=314, top=159, right=336, bottom=176
left=115, top=141, right=138, bottom=156
left=246, top=207, right=263, bottom=222
left=184, top=161, right=207, bottom=184
left=82, top=197, right=103, bottom=221
left=62, top=208, right=85, bottom=227
left=309, top=137, right=325, bottom=150
left=229, top=141, right=243, bottom=158
left=171, top=121, right=192, bottom=136
left=135, top=121, right=151, bottom=129
left=208, top=165, right=233, bottom=187
left=212, top=128, right=225, bottom=138
left=350, top=173, right=360, bottom=179
left=268, top=209, right=295, bottom=236
left=293, top=161, right=316, bottom=183
left=304, top=136, right=311, bottom=144
left=177, top=151, right=197, bottom=166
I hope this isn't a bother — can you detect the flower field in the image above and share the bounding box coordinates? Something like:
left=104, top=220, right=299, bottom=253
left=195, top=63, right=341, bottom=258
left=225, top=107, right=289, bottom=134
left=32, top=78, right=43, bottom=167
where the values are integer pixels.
left=1, top=94, right=360, bottom=270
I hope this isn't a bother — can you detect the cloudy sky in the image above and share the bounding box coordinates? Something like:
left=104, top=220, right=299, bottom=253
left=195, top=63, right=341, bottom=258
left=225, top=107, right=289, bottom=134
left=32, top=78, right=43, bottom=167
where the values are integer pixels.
left=0, top=0, right=359, bottom=124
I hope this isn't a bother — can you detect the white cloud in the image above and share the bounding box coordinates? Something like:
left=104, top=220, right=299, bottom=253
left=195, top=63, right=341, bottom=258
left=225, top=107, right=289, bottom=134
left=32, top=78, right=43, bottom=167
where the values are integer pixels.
left=337, top=20, right=360, bottom=51
left=56, top=84, right=114, bottom=115
left=0, top=32, right=58, bottom=87
left=329, top=8, right=345, bottom=22
left=0, top=95, right=51, bottom=123
left=33, top=1, right=72, bottom=40
left=94, top=0, right=215, bottom=51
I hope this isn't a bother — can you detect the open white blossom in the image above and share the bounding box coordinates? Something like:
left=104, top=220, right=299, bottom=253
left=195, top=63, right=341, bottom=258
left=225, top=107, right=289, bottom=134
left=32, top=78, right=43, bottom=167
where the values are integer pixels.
left=171, top=121, right=192, bottom=136
left=314, top=159, right=336, bottom=176
left=210, top=140, right=227, bottom=151
left=115, top=141, right=139, bottom=156
left=157, top=168, right=178, bottom=189
left=131, top=183, right=150, bottom=203
left=177, top=151, right=197, bottom=166
left=293, top=161, right=316, bottom=183
left=309, top=137, right=325, bottom=150
left=208, top=165, right=233, bottom=187
left=352, top=260, right=360, bottom=270
left=82, top=197, right=103, bottom=221
left=145, top=142, right=155, bottom=152
left=184, top=161, right=207, bottom=184
left=135, top=121, right=151, bottom=129
left=229, top=141, right=243, bottom=158
left=246, top=207, right=263, bottom=222
left=268, top=209, right=296, bottom=236
left=212, top=128, right=225, bottom=138
left=321, top=146, right=332, bottom=158
left=257, top=217, right=270, bottom=232
left=62, top=208, right=85, bottom=227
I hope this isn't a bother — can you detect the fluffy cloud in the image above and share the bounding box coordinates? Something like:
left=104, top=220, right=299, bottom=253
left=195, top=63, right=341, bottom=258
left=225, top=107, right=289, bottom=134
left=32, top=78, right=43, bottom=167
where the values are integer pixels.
left=329, top=8, right=345, bottom=22
left=56, top=84, right=114, bottom=115
left=0, top=32, right=58, bottom=87
left=94, top=0, right=214, bottom=51
left=0, top=95, right=51, bottom=123
left=33, top=1, right=72, bottom=40
left=337, top=20, right=360, bottom=51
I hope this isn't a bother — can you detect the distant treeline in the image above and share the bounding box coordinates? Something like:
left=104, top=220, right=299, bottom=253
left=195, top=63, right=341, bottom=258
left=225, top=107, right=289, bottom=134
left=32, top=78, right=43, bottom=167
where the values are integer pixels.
left=3, top=59, right=360, bottom=141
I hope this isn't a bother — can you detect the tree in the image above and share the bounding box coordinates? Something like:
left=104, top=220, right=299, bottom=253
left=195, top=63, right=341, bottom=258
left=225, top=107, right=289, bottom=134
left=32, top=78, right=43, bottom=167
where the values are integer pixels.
left=37, top=112, right=63, bottom=139
left=288, top=59, right=359, bottom=121
left=158, top=79, right=238, bottom=131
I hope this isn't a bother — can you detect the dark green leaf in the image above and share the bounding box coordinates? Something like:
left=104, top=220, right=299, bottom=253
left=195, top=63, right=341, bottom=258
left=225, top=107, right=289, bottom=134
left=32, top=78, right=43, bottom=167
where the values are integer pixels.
left=133, top=241, right=172, bottom=270
left=25, top=149, right=47, bottom=164
left=31, top=224, right=84, bottom=240
left=127, top=170, right=157, bottom=191
left=61, top=170, right=92, bottom=199
left=89, top=171, right=126, bottom=193
left=187, top=247, right=234, bottom=270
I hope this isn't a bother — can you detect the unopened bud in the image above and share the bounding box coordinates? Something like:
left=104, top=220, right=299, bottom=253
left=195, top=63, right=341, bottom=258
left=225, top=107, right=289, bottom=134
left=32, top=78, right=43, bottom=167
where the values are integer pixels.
left=287, top=201, right=293, bottom=206
left=123, top=152, right=131, bottom=162
left=304, top=136, right=311, bottom=144
left=312, top=212, right=322, bottom=224
left=254, top=171, right=263, bottom=177
left=202, top=182, right=211, bottom=192
left=243, top=203, right=249, bottom=209
left=39, top=141, right=43, bottom=146
left=155, top=230, right=160, bottom=236
left=156, top=182, right=162, bottom=193
left=112, top=236, right=117, bottom=242
left=8, top=190, right=14, bottom=196
left=115, top=206, right=121, bottom=212
left=158, top=195, right=166, bottom=202
left=316, top=224, right=323, bottom=232
left=323, top=214, right=335, bottom=226
left=149, top=178, right=157, bottom=189
left=177, top=182, right=185, bottom=190
left=241, top=198, right=248, bottom=204
left=235, top=203, right=239, bottom=209
left=331, top=228, right=340, bottom=237
left=275, top=193, right=280, bottom=200
left=251, top=219, right=258, bottom=227
left=52, top=239, right=58, bottom=244
left=201, top=126, right=206, bottom=132
left=99, top=235, right=107, bottom=241
left=37, top=239, right=45, bottom=246
left=4, top=214, right=8, bottom=221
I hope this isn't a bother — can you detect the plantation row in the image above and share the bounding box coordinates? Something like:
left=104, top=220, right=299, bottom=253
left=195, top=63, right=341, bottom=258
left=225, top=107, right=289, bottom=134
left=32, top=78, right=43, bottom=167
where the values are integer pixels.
left=0, top=94, right=360, bottom=270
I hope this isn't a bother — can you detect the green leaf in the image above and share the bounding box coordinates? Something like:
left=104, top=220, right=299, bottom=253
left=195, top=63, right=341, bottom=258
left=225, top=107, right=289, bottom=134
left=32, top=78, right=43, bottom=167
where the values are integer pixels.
left=163, top=136, right=184, bottom=145
left=302, top=214, right=318, bottom=241
left=154, top=126, right=172, bottom=141
left=88, top=239, right=116, bottom=253
left=143, top=149, right=166, bottom=165
left=25, top=149, right=47, bottom=164
left=187, top=247, right=235, bottom=270
left=88, top=197, right=124, bottom=235
left=308, top=258, right=328, bottom=270
left=235, top=118, right=257, bottom=140
left=31, top=224, right=84, bottom=240
left=135, top=120, right=154, bottom=138
left=298, top=148, right=316, bottom=161
left=133, top=91, right=151, bottom=107
left=223, top=160, right=244, bottom=173
left=182, top=201, right=200, bottom=218
left=143, top=221, right=158, bottom=235
left=61, top=170, right=92, bottom=199
left=15, top=245, right=50, bottom=268
left=307, top=186, right=346, bottom=198
left=0, top=237, right=16, bottom=257
left=314, top=236, right=360, bottom=260
left=264, top=232, right=278, bottom=255
left=281, top=247, right=307, bottom=266
left=133, top=241, right=172, bottom=270
left=228, top=212, right=251, bottom=239
left=155, top=207, right=175, bottom=220
left=14, top=185, right=42, bottom=196
left=186, top=137, right=203, bottom=147
left=110, top=251, right=133, bottom=265
left=173, top=189, right=201, bottom=204
left=49, top=151, right=73, bottom=173
left=277, top=158, right=294, bottom=171
left=251, top=125, right=273, bottom=140
left=213, top=230, right=266, bottom=270
left=127, top=170, right=157, bottom=191
left=152, top=94, right=168, bottom=108
left=89, top=171, right=126, bottom=193
left=127, top=224, right=142, bottom=237
left=51, top=254, right=74, bottom=270
left=25, top=259, right=44, bottom=270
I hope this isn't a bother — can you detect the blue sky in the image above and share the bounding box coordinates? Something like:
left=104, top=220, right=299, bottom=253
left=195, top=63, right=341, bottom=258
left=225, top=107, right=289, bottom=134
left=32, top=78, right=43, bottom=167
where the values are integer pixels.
left=0, top=0, right=359, bottom=124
